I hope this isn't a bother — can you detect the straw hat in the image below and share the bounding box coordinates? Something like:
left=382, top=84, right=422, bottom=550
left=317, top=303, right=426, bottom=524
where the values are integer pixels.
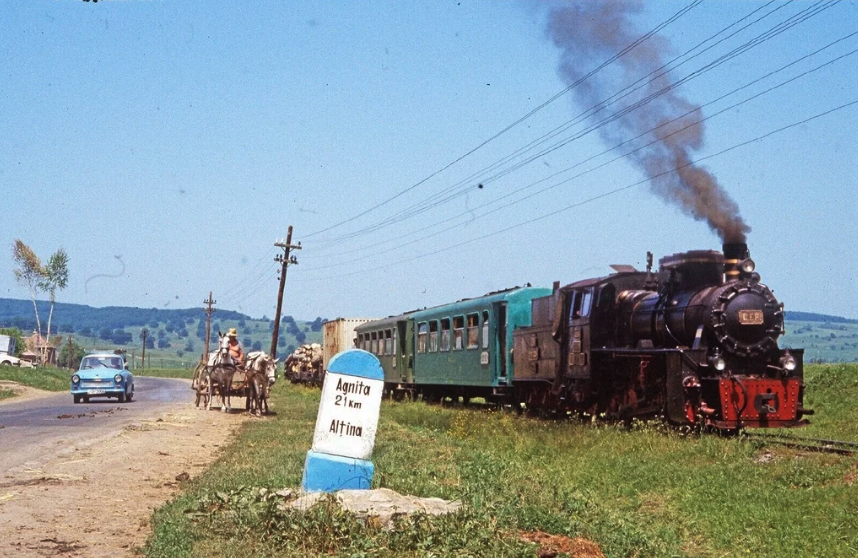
left=227, top=328, right=238, bottom=338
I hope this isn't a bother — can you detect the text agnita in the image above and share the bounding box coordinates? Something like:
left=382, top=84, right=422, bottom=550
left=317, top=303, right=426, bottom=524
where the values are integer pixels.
left=336, top=377, right=372, bottom=396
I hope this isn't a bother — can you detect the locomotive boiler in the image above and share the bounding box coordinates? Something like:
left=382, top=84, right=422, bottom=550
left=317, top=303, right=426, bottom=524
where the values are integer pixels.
left=513, top=243, right=809, bottom=429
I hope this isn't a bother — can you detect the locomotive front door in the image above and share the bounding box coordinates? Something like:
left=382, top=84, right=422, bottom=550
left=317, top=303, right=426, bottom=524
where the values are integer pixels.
left=566, top=289, right=592, bottom=379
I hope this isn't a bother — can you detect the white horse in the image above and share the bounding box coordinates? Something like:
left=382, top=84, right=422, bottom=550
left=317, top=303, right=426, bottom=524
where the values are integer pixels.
left=206, top=333, right=238, bottom=412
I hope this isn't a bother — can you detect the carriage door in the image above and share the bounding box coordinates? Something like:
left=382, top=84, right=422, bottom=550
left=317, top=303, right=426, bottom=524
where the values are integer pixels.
left=567, top=289, right=593, bottom=379
left=494, top=302, right=508, bottom=383
left=398, top=320, right=414, bottom=384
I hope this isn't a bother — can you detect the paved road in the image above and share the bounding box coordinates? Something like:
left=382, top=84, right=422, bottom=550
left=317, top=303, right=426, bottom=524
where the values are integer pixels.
left=0, top=376, right=194, bottom=478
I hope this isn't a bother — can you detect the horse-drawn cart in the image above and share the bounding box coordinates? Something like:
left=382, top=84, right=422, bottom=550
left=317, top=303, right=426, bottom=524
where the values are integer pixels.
left=191, top=360, right=250, bottom=409
left=191, top=342, right=279, bottom=414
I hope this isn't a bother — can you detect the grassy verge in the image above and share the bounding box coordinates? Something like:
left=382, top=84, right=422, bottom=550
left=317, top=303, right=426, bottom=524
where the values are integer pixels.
left=0, top=366, right=72, bottom=391
left=0, top=387, right=17, bottom=400
left=145, top=364, right=858, bottom=558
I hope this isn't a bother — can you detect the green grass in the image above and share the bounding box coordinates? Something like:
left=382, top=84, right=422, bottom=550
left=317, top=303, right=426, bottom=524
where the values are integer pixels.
left=144, top=364, right=858, bottom=558
left=0, top=366, right=72, bottom=391
left=0, top=387, right=16, bottom=400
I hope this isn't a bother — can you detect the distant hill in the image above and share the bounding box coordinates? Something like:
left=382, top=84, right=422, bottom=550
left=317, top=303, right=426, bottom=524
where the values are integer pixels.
left=0, top=298, right=250, bottom=333
left=785, top=311, right=858, bottom=324
left=0, top=298, right=325, bottom=368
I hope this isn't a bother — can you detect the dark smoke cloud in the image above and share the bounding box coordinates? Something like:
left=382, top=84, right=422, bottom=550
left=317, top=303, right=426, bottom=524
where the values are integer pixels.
left=547, top=1, right=749, bottom=242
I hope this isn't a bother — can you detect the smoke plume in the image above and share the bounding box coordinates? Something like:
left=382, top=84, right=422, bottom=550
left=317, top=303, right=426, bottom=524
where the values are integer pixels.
left=547, top=1, right=749, bottom=242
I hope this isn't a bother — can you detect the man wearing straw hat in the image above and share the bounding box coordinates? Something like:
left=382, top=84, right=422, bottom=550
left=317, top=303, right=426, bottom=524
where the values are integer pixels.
left=226, top=328, right=245, bottom=368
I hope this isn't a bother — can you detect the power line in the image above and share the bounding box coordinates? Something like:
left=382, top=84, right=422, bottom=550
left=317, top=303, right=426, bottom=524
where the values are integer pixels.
left=299, top=40, right=858, bottom=273
left=302, top=0, right=703, bottom=240
left=306, top=0, right=838, bottom=248
left=294, top=97, right=858, bottom=282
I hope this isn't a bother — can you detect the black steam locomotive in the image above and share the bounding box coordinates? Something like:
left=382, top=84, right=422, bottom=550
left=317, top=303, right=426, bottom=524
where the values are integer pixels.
left=513, top=243, right=809, bottom=429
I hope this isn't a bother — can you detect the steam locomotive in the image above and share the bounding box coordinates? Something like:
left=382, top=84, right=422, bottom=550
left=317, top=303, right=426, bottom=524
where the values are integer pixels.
left=338, top=243, right=809, bottom=430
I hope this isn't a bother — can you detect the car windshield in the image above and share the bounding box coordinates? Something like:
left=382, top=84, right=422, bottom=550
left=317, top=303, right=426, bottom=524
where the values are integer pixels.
left=81, top=357, right=123, bottom=370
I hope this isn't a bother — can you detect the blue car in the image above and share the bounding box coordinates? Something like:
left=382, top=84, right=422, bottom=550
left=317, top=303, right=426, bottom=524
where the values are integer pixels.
left=71, top=353, right=135, bottom=404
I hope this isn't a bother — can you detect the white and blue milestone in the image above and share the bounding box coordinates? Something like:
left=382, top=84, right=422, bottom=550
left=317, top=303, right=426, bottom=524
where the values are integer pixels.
left=302, top=349, right=384, bottom=492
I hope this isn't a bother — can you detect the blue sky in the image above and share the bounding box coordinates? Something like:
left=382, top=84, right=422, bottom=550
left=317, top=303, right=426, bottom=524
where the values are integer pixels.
left=2, top=1, right=856, bottom=322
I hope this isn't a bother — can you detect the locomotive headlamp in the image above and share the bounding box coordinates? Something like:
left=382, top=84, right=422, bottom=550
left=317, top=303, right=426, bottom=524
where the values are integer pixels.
left=114, top=374, right=123, bottom=383
left=739, top=258, right=756, bottom=274
left=780, top=353, right=798, bottom=373
left=708, top=351, right=727, bottom=371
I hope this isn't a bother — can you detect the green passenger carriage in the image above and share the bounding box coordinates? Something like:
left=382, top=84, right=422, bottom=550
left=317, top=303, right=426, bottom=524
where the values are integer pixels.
left=354, top=286, right=551, bottom=402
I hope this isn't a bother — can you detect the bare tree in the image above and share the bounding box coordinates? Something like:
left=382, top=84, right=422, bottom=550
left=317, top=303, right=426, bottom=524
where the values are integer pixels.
left=12, top=240, right=45, bottom=362
left=39, top=248, right=70, bottom=365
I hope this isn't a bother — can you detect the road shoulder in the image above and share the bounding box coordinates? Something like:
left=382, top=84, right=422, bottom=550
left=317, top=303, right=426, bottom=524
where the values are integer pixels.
left=0, top=403, right=247, bottom=558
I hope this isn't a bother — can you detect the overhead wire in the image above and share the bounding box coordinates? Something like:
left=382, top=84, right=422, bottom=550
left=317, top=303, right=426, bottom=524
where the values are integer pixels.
left=297, top=37, right=858, bottom=273
left=293, top=97, right=858, bottom=282
left=302, top=0, right=704, bottom=241
left=305, top=0, right=836, bottom=249
left=301, top=0, right=842, bottom=261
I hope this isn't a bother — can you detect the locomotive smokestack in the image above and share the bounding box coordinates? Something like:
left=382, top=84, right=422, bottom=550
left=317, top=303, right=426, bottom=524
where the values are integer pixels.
left=722, top=242, right=750, bottom=282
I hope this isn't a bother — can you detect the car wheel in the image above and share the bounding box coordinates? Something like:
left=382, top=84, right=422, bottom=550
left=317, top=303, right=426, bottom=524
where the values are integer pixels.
left=118, top=391, right=126, bottom=403
left=83, top=396, right=89, bottom=403
left=126, top=389, right=133, bottom=403
left=73, top=394, right=81, bottom=404
left=0, top=361, right=10, bottom=366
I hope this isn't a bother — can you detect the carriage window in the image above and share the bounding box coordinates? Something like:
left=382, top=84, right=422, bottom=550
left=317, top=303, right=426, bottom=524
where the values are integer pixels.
left=393, top=328, right=397, bottom=356
left=357, top=333, right=364, bottom=351
left=417, top=322, right=428, bottom=353
left=441, top=318, right=451, bottom=351
left=429, top=320, right=439, bottom=352
left=482, top=311, right=490, bottom=349
left=452, top=316, right=464, bottom=350
left=371, top=332, right=378, bottom=355
left=467, top=314, right=479, bottom=349
left=384, top=330, right=392, bottom=356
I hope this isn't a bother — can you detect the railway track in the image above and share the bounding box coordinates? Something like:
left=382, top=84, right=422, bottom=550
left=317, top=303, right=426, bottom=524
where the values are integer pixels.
left=743, top=432, right=858, bottom=455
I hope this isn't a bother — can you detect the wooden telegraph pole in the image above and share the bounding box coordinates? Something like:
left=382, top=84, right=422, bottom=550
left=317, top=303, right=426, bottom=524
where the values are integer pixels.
left=270, top=226, right=301, bottom=359
left=204, top=292, right=216, bottom=361
left=140, top=328, right=148, bottom=371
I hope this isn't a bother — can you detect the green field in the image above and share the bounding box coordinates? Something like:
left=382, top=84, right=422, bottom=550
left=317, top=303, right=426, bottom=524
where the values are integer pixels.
left=144, top=363, right=858, bottom=558
left=780, top=320, right=858, bottom=364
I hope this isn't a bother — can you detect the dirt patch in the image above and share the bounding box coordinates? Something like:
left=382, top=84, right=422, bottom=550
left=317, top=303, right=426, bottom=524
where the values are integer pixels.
left=0, top=404, right=247, bottom=557
left=519, top=530, right=606, bottom=558
left=0, top=381, right=54, bottom=405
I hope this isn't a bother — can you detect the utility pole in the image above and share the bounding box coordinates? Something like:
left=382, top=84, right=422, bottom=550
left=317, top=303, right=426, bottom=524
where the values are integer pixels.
left=204, top=292, right=216, bottom=361
left=140, top=328, right=148, bottom=371
left=270, top=226, right=301, bottom=359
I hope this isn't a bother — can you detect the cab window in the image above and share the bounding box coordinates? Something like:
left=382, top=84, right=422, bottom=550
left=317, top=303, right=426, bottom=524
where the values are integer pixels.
left=569, top=289, right=593, bottom=322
